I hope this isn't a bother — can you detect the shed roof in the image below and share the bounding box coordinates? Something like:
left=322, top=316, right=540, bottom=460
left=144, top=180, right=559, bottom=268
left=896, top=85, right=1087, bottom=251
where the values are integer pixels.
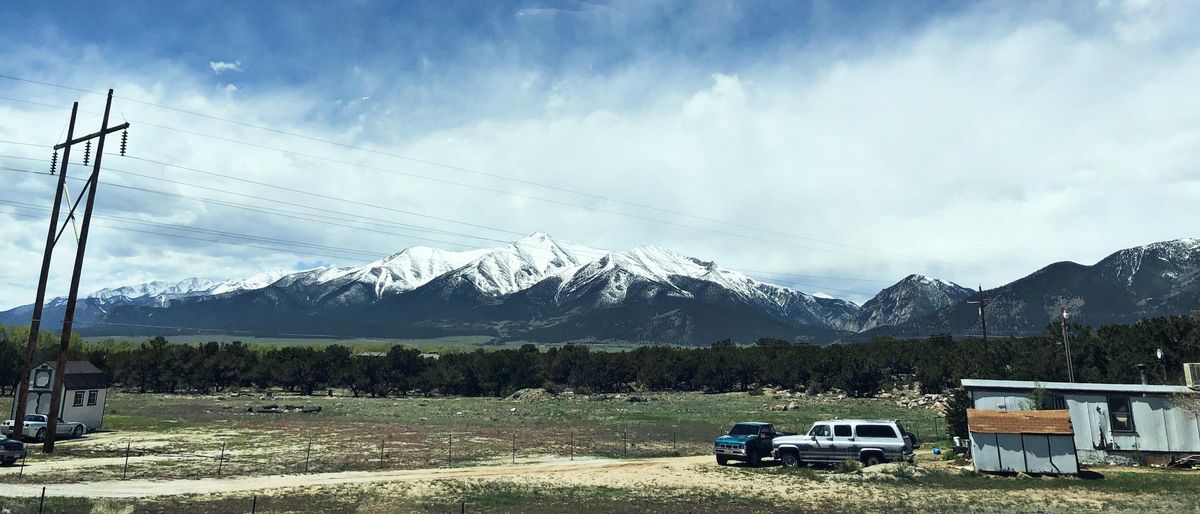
left=960, top=378, right=1195, bottom=395
left=40, top=361, right=110, bottom=390
left=967, top=409, right=1073, bottom=435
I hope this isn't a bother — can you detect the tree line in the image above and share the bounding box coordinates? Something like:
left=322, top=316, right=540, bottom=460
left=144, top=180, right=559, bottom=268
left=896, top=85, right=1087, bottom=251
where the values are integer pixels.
left=1, top=315, right=1197, bottom=398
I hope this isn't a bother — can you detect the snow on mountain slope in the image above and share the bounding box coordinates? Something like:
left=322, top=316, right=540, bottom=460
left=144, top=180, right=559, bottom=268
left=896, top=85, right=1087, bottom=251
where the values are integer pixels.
left=89, top=278, right=219, bottom=302
left=854, top=274, right=974, bottom=331
left=441, top=232, right=602, bottom=296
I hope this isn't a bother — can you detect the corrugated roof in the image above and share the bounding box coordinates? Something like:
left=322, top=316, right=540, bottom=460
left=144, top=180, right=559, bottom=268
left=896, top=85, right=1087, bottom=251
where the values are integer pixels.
left=967, top=409, right=1074, bottom=435
left=960, top=378, right=1195, bottom=395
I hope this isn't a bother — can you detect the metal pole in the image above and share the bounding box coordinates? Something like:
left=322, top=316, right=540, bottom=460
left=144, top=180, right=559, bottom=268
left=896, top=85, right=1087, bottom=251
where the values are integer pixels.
left=11, top=102, right=78, bottom=445
left=447, top=434, right=452, bottom=467
left=512, top=432, right=516, bottom=464
left=251, top=496, right=257, bottom=514
left=379, top=438, right=385, bottom=469
left=623, top=430, right=628, bottom=457
left=569, top=432, right=574, bottom=461
left=218, top=442, right=225, bottom=477
left=19, top=452, right=26, bottom=477
left=45, top=90, right=116, bottom=453
left=1061, top=309, right=1075, bottom=383
left=123, top=440, right=130, bottom=480
left=38, top=486, right=45, bottom=514
left=673, top=431, right=677, bottom=453
left=304, top=437, right=312, bottom=473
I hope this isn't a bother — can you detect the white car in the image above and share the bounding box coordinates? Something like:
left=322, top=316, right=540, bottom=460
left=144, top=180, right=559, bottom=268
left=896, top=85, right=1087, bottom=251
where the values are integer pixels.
left=772, top=419, right=915, bottom=467
left=0, top=414, right=87, bottom=442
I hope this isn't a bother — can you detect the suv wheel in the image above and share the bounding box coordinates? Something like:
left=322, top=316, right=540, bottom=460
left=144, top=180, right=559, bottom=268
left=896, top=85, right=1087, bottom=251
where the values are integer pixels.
left=35, top=429, right=46, bottom=443
left=72, top=425, right=84, bottom=438
left=716, top=455, right=729, bottom=466
left=861, top=453, right=883, bottom=467
left=780, top=451, right=800, bottom=468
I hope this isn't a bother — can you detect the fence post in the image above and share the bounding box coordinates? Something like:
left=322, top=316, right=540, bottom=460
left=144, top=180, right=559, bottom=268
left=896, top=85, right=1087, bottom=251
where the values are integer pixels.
left=448, top=433, right=453, bottom=468
left=511, top=432, right=516, bottom=465
left=623, top=429, right=628, bottom=457
left=460, top=499, right=465, bottom=513
left=251, top=495, right=257, bottom=514
left=569, top=432, right=574, bottom=461
left=19, top=452, right=26, bottom=477
left=217, top=442, right=225, bottom=477
left=673, top=431, right=677, bottom=453
left=123, top=440, right=131, bottom=480
left=38, top=486, right=45, bottom=514
left=379, top=438, right=385, bottom=469
left=304, top=437, right=312, bottom=473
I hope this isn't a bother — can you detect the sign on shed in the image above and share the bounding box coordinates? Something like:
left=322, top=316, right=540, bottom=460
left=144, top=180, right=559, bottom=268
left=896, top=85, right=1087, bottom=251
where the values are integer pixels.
left=967, top=409, right=1079, bottom=475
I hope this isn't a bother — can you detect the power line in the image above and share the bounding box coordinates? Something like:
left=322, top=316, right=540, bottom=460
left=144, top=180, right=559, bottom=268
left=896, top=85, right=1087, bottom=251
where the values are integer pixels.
left=0, top=163, right=888, bottom=296
left=0, top=81, right=972, bottom=270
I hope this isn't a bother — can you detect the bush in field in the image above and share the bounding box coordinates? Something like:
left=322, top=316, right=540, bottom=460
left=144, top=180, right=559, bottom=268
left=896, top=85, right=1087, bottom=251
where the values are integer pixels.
left=835, top=459, right=862, bottom=474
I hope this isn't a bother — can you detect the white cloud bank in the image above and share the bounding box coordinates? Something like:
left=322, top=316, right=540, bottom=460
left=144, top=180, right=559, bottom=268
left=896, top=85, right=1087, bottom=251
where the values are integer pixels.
left=0, top=2, right=1198, bottom=310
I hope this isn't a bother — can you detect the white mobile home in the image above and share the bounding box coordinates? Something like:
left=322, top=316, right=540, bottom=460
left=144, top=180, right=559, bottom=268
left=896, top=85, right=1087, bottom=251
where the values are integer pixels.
left=10, top=361, right=111, bottom=430
left=961, top=378, right=1200, bottom=464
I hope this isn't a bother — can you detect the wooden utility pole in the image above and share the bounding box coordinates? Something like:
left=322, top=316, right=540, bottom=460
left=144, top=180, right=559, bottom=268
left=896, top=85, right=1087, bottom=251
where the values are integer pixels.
left=1060, top=308, right=1075, bottom=383
left=967, top=285, right=990, bottom=351
left=9, top=103, right=79, bottom=446
left=41, top=89, right=129, bottom=453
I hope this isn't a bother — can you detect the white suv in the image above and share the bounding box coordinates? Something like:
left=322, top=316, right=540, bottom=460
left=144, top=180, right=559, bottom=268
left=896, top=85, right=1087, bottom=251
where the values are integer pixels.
left=771, top=419, right=915, bottom=467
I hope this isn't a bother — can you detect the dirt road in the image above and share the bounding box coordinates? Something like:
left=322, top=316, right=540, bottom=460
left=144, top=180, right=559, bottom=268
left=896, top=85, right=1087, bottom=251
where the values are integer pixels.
left=0, top=455, right=713, bottom=499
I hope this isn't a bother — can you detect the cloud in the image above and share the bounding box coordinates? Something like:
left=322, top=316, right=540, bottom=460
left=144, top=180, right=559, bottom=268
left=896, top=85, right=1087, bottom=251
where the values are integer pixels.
left=209, top=60, right=242, bottom=74
left=0, top=2, right=1198, bottom=310
left=220, top=83, right=238, bottom=94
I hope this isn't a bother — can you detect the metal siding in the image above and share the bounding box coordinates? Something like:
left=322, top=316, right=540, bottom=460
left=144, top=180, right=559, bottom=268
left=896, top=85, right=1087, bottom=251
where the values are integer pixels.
left=1165, top=402, right=1200, bottom=452
left=970, top=432, right=1001, bottom=472
left=1065, top=395, right=1106, bottom=453
left=1049, top=435, right=1079, bottom=474
left=1023, top=435, right=1052, bottom=473
left=996, top=433, right=1026, bottom=472
left=1128, top=397, right=1167, bottom=452
left=973, top=391, right=1031, bottom=411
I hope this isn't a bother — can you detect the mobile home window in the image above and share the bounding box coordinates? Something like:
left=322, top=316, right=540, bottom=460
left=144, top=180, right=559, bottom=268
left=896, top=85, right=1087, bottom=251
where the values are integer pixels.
left=73, top=391, right=84, bottom=407
left=87, top=390, right=98, bottom=406
left=1107, top=396, right=1135, bottom=432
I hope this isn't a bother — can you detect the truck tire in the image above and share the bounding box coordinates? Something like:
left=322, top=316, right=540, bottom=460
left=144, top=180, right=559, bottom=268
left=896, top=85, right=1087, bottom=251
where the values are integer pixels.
left=747, top=449, right=761, bottom=467
left=716, top=455, right=729, bottom=466
left=780, top=450, right=801, bottom=468
left=72, top=425, right=84, bottom=438
left=0, top=457, right=15, bottom=466
left=35, top=428, right=46, bottom=443
left=861, top=453, right=883, bottom=467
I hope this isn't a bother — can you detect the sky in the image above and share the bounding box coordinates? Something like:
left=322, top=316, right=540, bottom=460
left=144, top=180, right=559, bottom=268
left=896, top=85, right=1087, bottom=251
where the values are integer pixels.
left=0, top=0, right=1198, bottom=310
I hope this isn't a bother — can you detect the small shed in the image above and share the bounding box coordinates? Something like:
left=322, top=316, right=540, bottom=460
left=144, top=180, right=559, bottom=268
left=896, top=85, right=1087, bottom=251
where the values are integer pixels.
left=12, top=361, right=111, bottom=430
left=967, top=409, right=1079, bottom=474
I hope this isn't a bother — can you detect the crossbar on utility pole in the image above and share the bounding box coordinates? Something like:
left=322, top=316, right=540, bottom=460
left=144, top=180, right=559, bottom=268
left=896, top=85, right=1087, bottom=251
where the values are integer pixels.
left=44, top=89, right=126, bottom=453
left=10, top=102, right=79, bottom=446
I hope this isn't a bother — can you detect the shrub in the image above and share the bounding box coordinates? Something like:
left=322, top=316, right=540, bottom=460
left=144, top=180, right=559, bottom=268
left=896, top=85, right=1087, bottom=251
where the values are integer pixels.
left=835, top=459, right=862, bottom=474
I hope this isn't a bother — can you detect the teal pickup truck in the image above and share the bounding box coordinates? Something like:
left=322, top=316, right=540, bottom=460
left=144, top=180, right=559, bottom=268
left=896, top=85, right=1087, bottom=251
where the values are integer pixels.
left=714, top=422, right=792, bottom=466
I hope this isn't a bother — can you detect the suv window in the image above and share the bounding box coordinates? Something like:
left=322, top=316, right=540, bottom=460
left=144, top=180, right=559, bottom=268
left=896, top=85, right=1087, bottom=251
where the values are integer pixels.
left=855, top=424, right=898, bottom=439
left=809, top=424, right=830, bottom=437
left=833, top=424, right=852, bottom=437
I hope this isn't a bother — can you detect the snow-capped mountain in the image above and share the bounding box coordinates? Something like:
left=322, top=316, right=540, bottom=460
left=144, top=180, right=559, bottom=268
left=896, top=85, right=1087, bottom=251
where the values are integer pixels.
left=853, top=274, right=973, bottom=331
left=865, top=238, right=1200, bottom=338
left=7, top=235, right=1198, bottom=345
left=84, top=233, right=862, bottom=344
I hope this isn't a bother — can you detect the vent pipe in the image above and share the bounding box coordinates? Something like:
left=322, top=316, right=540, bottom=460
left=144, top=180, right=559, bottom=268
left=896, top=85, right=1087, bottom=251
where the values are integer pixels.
left=1136, top=364, right=1148, bottom=385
